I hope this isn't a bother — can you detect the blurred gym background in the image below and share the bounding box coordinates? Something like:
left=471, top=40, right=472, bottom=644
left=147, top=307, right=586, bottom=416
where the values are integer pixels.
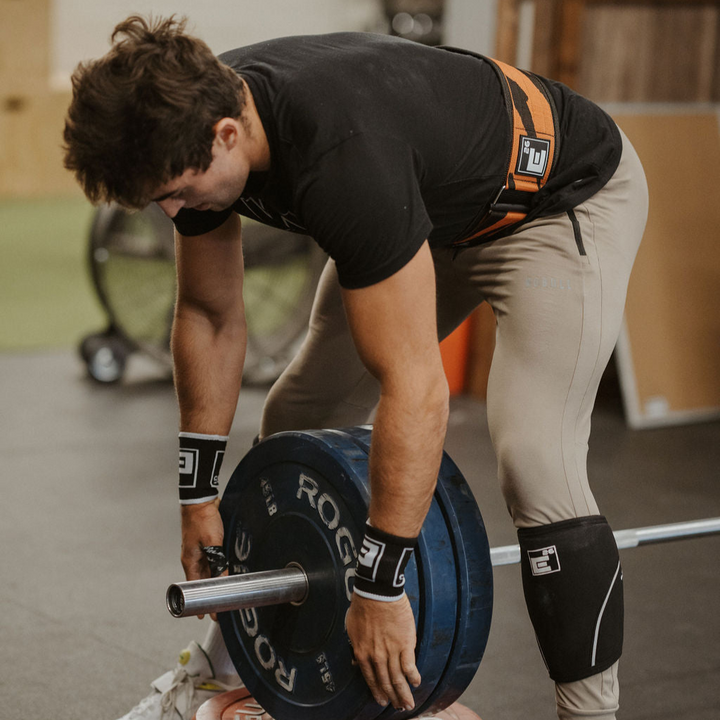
left=1, top=1, right=719, bottom=719
left=2, top=0, right=720, bottom=421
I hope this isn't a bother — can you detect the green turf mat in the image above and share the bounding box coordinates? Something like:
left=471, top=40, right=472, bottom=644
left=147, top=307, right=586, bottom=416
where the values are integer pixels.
left=245, top=259, right=313, bottom=336
left=0, top=197, right=106, bottom=350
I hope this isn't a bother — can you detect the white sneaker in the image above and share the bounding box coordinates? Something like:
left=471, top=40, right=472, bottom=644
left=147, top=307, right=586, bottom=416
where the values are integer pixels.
left=119, top=641, right=242, bottom=720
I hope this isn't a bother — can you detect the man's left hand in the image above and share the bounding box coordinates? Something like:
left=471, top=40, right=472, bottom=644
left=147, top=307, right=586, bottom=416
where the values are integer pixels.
left=346, top=592, right=421, bottom=712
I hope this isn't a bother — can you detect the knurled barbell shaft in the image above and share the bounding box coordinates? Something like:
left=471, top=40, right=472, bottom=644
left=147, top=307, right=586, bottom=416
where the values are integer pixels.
left=489, top=516, right=720, bottom=566
left=167, top=566, right=308, bottom=618
left=166, top=517, right=720, bottom=618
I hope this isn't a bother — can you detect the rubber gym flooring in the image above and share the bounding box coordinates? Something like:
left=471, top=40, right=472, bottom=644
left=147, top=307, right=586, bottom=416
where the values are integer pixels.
left=1, top=347, right=719, bottom=720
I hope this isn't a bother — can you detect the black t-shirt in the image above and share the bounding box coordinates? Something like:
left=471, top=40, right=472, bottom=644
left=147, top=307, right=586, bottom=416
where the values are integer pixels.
left=172, top=32, right=621, bottom=288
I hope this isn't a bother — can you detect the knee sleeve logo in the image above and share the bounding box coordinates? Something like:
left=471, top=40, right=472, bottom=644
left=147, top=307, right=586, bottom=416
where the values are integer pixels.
left=528, top=545, right=561, bottom=576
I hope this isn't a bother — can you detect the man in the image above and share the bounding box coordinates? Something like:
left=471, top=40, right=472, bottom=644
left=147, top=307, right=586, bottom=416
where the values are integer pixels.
left=64, top=15, right=648, bottom=720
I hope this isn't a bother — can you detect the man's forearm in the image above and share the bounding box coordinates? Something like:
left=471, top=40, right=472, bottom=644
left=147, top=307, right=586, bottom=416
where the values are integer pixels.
left=367, top=380, right=449, bottom=537
left=171, top=303, right=247, bottom=434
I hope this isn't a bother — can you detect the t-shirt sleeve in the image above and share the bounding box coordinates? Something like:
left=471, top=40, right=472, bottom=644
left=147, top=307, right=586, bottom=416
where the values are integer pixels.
left=295, top=134, right=432, bottom=289
left=171, top=207, right=234, bottom=236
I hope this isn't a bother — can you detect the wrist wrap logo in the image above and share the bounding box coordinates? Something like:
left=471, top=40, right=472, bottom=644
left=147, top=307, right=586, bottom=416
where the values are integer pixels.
left=357, top=536, right=385, bottom=582
left=179, top=448, right=199, bottom=488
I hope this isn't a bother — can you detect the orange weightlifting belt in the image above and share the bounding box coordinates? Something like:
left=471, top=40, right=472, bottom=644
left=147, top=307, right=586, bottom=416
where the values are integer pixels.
left=455, top=57, right=559, bottom=245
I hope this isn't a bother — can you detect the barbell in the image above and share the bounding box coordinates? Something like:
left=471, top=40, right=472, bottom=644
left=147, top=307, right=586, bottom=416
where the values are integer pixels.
left=168, top=518, right=720, bottom=615
left=166, top=426, right=720, bottom=720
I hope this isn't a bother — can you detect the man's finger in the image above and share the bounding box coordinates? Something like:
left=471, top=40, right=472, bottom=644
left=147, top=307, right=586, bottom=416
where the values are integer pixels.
left=401, top=647, right=422, bottom=688
left=356, top=657, right=388, bottom=708
left=387, top=654, right=415, bottom=711
left=373, top=654, right=406, bottom=712
left=182, top=547, right=209, bottom=581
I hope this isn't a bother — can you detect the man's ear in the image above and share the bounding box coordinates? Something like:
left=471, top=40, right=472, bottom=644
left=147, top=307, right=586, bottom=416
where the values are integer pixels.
left=213, top=118, right=240, bottom=150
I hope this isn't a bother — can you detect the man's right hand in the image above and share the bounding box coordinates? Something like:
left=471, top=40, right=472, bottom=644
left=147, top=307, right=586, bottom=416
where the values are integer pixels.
left=180, top=499, right=226, bottom=619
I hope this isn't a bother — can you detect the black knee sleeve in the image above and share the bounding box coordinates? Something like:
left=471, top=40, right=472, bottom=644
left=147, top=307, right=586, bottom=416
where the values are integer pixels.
left=518, top=515, right=623, bottom=683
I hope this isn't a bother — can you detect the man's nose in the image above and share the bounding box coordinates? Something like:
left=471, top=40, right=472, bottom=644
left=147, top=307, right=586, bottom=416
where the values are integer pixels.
left=157, top=198, right=185, bottom=218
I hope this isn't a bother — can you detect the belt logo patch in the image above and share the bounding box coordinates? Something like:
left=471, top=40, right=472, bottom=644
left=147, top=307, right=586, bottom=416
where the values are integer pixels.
left=516, top=136, right=550, bottom=177
left=528, top=545, right=561, bottom=576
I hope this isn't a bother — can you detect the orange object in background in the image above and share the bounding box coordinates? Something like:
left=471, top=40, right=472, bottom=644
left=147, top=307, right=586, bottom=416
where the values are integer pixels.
left=440, top=317, right=472, bottom=395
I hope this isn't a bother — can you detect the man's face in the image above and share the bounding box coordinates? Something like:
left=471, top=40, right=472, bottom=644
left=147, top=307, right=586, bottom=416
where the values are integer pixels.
left=152, top=121, right=253, bottom=218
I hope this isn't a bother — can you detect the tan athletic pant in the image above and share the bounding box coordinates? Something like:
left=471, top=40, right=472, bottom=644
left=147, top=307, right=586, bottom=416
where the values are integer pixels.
left=260, top=130, right=648, bottom=719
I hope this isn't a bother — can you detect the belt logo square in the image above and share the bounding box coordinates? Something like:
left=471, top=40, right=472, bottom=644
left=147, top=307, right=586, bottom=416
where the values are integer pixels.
left=516, top=136, right=550, bottom=177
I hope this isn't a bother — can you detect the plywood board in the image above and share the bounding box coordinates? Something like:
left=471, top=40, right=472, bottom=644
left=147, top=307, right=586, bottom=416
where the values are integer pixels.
left=579, top=4, right=719, bottom=102
left=0, top=91, right=80, bottom=197
left=611, top=109, right=720, bottom=427
left=0, top=0, right=51, bottom=94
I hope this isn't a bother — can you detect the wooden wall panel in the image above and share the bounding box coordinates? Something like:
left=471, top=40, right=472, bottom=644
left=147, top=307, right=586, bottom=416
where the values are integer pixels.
left=521, top=0, right=720, bottom=101
left=495, top=0, right=521, bottom=61
left=530, top=0, right=560, bottom=77
left=714, top=7, right=720, bottom=99
left=612, top=111, right=720, bottom=426
left=0, top=0, right=50, bottom=95
left=0, top=91, right=80, bottom=197
left=578, top=4, right=720, bottom=102
left=0, top=0, right=80, bottom=196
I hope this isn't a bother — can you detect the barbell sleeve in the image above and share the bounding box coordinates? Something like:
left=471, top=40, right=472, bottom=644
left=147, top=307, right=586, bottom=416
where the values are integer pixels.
left=167, top=566, right=308, bottom=618
left=490, top=516, right=720, bottom=566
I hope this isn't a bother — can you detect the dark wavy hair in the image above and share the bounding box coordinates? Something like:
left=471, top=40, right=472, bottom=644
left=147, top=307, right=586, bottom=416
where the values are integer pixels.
left=63, top=15, right=246, bottom=208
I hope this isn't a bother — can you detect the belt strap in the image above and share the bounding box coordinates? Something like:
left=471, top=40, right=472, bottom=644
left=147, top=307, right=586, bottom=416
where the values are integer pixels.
left=456, top=58, right=558, bottom=245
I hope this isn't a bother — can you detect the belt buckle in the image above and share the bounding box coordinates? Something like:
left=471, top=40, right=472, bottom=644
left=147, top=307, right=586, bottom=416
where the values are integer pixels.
left=490, top=184, right=507, bottom=211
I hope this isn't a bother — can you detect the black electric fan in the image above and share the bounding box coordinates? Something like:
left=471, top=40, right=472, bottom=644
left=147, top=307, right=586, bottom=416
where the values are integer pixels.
left=79, top=203, right=326, bottom=384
